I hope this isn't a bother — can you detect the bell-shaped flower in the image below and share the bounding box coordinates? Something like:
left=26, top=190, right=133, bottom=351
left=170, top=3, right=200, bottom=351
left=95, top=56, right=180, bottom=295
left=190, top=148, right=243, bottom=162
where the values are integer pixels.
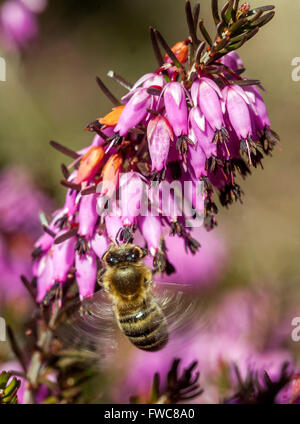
left=119, top=172, right=146, bottom=226
left=36, top=253, right=54, bottom=303
left=192, top=77, right=224, bottom=132
left=139, top=216, right=162, bottom=256
left=52, top=234, right=76, bottom=283
left=147, top=115, right=174, bottom=172
left=188, top=141, right=207, bottom=180
left=223, top=85, right=252, bottom=140
left=75, top=250, right=97, bottom=299
left=163, top=82, right=188, bottom=137
left=91, top=232, right=109, bottom=259
left=245, top=85, right=271, bottom=132
left=105, top=214, right=123, bottom=243
left=115, top=88, right=152, bottom=136
left=189, top=107, right=217, bottom=158
left=78, top=193, right=98, bottom=239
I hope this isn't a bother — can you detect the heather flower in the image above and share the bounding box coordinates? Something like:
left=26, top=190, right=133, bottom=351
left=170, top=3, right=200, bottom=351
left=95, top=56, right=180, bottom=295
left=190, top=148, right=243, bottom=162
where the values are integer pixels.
left=147, top=115, right=173, bottom=172
left=163, top=82, right=188, bottom=137
left=192, top=77, right=226, bottom=140
left=115, top=88, right=152, bottom=136
left=219, top=51, right=244, bottom=72
left=75, top=250, right=97, bottom=300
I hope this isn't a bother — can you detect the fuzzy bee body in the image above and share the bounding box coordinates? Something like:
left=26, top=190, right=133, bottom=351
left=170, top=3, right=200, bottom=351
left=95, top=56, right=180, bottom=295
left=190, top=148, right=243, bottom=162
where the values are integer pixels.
left=102, top=244, right=168, bottom=351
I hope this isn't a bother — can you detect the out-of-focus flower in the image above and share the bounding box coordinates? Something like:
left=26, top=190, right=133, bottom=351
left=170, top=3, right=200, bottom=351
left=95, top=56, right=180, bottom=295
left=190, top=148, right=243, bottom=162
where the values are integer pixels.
left=0, top=0, right=37, bottom=50
left=0, top=166, right=53, bottom=305
left=118, top=289, right=295, bottom=404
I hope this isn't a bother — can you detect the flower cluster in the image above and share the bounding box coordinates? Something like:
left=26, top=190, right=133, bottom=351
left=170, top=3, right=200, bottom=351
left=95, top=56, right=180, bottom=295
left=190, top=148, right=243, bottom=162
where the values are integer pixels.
left=0, top=0, right=47, bottom=51
left=31, top=0, right=279, bottom=302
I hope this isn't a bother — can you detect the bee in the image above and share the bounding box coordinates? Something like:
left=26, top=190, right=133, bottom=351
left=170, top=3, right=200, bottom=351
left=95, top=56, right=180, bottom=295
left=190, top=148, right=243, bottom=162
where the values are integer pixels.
left=101, top=243, right=168, bottom=352
left=56, top=243, right=198, bottom=358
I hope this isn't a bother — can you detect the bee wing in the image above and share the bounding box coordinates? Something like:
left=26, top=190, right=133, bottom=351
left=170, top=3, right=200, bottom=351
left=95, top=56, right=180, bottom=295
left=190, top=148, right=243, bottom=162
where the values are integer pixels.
left=55, top=290, right=119, bottom=366
left=153, top=281, right=206, bottom=348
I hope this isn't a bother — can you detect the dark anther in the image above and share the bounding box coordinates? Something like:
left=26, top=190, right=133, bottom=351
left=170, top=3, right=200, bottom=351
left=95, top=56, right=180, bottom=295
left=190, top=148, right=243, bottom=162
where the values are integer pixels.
left=54, top=214, right=68, bottom=230
left=151, top=169, right=166, bottom=182
left=176, top=135, right=194, bottom=161
left=31, top=246, right=42, bottom=260
left=213, top=127, right=229, bottom=144
left=75, top=236, right=89, bottom=255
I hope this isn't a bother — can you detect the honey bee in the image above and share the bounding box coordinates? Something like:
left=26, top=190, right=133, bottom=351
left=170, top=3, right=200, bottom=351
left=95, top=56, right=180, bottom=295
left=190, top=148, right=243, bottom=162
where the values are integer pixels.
left=101, top=243, right=168, bottom=352
left=56, top=243, right=198, bottom=358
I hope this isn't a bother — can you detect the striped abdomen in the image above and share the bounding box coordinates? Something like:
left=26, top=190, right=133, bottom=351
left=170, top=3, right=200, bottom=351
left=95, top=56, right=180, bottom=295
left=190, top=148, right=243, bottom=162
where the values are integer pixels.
left=116, top=300, right=168, bottom=352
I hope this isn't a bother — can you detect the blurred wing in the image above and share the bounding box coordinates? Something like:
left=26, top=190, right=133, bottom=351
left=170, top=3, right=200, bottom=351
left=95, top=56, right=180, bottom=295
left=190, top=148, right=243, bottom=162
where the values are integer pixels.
left=55, top=290, right=118, bottom=367
left=153, top=281, right=206, bottom=347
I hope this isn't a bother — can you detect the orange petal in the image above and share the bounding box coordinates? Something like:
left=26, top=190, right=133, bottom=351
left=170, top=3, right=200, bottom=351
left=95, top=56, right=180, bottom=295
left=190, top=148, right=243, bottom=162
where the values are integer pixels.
left=100, top=153, right=123, bottom=195
left=98, top=105, right=126, bottom=126
left=75, top=146, right=105, bottom=184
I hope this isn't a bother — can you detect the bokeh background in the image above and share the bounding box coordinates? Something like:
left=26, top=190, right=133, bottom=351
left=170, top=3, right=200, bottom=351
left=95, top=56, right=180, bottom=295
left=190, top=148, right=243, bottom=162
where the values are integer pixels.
left=0, top=0, right=300, bottom=403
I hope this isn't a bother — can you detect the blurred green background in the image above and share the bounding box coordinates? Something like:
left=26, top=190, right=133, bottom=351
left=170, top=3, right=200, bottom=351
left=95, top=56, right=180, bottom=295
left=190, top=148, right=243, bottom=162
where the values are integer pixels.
left=0, top=0, right=299, bottom=287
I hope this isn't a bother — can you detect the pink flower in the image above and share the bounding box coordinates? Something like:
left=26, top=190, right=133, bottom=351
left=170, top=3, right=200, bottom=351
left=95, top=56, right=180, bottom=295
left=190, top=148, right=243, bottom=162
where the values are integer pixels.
left=147, top=115, right=174, bottom=172
left=223, top=85, right=252, bottom=140
left=78, top=194, right=98, bottom=239
left=52, top=235, right=76, bottom=283
left=115, top=88, right=152, bottom=136
left=220, top=52, right=244, bottom=72
left=0, top=0, right=38, bottom=50
left=163, top=82, right=188, bottom=137
left=192, top=77, right=224, bottom=132
left=75, top=250, right=97, bottom=299
left=119, top=172, right=145, bottom=226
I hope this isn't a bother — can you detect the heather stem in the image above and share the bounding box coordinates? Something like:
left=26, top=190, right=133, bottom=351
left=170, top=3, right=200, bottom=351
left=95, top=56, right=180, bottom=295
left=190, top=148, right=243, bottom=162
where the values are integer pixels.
left=23, top=300, right=60, bottom=404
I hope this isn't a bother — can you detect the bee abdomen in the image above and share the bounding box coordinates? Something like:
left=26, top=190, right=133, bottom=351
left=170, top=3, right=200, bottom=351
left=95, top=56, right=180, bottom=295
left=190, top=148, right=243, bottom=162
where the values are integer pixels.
left=117, top=303, right=168, bottom=352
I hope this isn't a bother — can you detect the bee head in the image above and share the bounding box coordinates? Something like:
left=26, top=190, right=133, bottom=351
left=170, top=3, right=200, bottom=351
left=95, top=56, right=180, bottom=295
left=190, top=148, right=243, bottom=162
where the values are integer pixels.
left=103, top=244, right=147, bottom=267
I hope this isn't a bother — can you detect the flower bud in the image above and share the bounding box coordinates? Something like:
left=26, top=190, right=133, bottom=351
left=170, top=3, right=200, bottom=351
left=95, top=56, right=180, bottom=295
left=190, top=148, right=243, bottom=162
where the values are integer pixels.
left=164, top=40, right=189, bottom=64
left=98, top=105, right=125, bottom=126
left=74, top=146, right=105, bottom=184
